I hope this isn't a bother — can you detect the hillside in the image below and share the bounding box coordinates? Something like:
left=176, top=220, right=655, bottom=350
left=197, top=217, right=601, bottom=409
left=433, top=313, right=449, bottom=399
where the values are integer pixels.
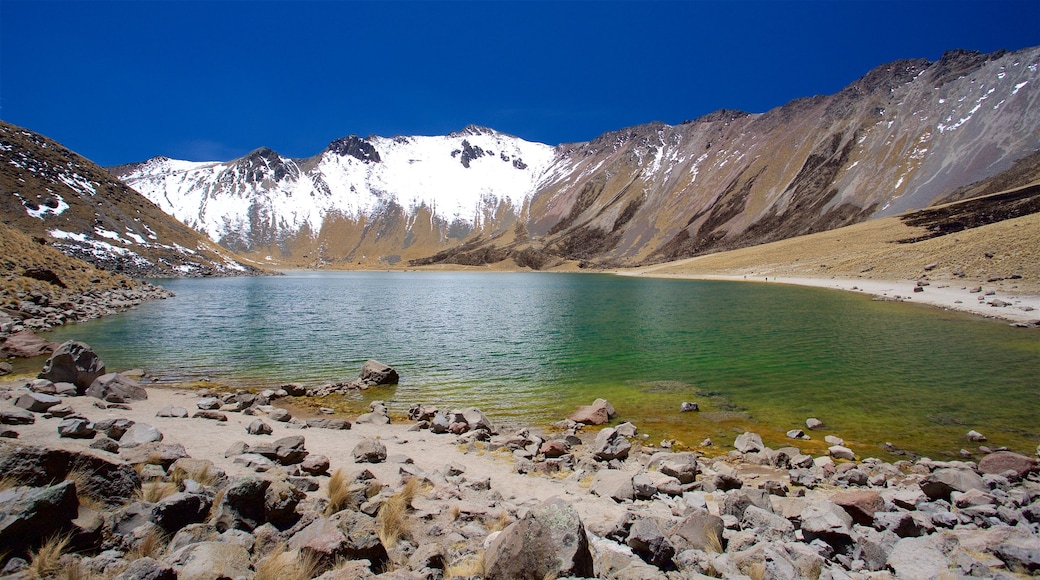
left=0, top=122, right=266, bottom=278
left=114, top=47, right=1040, bottom=271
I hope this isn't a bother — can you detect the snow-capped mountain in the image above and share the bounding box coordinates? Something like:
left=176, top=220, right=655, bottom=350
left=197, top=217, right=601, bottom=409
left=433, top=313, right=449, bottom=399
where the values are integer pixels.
left=0, top=122, right=264, bottom=277
left=114, top=47, right=1040, bottom=269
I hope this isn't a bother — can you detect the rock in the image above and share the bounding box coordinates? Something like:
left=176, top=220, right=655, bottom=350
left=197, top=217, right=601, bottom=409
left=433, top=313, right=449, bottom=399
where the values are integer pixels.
left=786, top=429, right=809, bottom=440
left=114, top=557, right=176, bottom=580
left=192, top=410, right=228, bottom=421
left=806, top=417, right=824, bottom=430
left=592, top=427, right=631, bottom=461
left=300, top=454, right=330, bottom=475
left=886, top=535, right=956, bottom=580
left=352, top=438, right=387, bottom=463
left=633, top=471, right=681, bottom=499
left=0, top=408, right=36, bottom=425
left=306, top=418, right=351, bottom=430
left=733, top=431, right=764, bottom=453
left=799, top=500, right=854, bottom=549
left=721, top=488, right=773, bottom=519
left=38, top=340, right=106, bottom=391
left=150, top=492, right=211, bottom=533
left=831, top=490, right=884, bottom=526
left=614, top=422, right=637, bottom=437
left=977, top=451, right=1037, bottom=478
left=119, top=423, right=164, bottom=448
left=829, top=445, right=855, bottom=460
left=327, top=509, right=389, bottom=566
left=919, top=467, right=987, bottom=500
left=0, top=480, right=79, bottom=555
left=286, top=516, right=350, bottom=568
left=212, top=477, right=271, bottom=532
left=0, top=362, right=10, bottom=376
left=85, top=372, right=148, bottom=402
left=89, top=437, right=120, bottom=453
left=568, top=398, right=615, bottom=425
left=358, top=359, right=399, bottom=386
left=966, top=429, right=987, bottom=442
left=166, top=541, right=252, bottom=580
left=626, top=517, right=675, bottom=569
left=265, top=479, right=305, bottom=528
left=1, top=330, right=58, bottom=358
left=647, top=452, right=699, bottom=484
left=590, top=470, right=634, bottom=502
left=0, top=444, right=140, bottom=506
left=57, top=417, right=96, bottom=439
left=14, top=391, right=61, bottom=412
left=680, top=402, right=699, bottom=412
left=668, top=509, right=725, bottom=552
left=156, top=405, right=189, bottom=418
left=539, top=440, right=569, bottom=458
left=95, top=417, right=135, bottom=440
left=740, top=505, right=794, bottom=539
left=246, top=419, right=273, bottom=435
left=824, top=434, right=845, bottom=446
left=484, top=497, right=594, bottom=580
left=268, top=408, right=292, bottom=422
left=461, top=407, right=494, bottom=432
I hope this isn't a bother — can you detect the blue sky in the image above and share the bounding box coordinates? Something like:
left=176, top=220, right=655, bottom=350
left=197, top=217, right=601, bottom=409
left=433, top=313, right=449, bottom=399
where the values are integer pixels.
left=2, top=1, right=1037, bottom=166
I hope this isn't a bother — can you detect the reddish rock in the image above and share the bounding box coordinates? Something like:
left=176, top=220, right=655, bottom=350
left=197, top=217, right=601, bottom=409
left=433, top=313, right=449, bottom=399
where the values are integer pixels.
left=539, top=441, right=569, bottom=458
left=978, top=451, right=1037, bottom=478
left=567, top=398, right=615, bottom=425
left=0, top=330, right=58, bottom=358
left=830, top=490, right=884, bottom=526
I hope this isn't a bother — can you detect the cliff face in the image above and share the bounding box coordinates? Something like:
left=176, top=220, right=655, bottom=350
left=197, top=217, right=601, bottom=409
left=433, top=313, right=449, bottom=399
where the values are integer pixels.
left=115, top=47, right=1039, bottom=269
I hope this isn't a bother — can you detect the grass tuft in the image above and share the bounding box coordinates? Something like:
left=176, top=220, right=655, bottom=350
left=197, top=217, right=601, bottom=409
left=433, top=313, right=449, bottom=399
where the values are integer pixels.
left=138, top=481, right=178, bottom=503
left=376, top=478, right=420, bottom=548
left=444, top=552, right=484, bottom=580
left=170, top=463, right=220, bottom=487
left=28, top=534, right=71, bottom=579
left=128, top=528, right=167, bottom=561
left=254, top=544, right=319, bottom=580
left=325, top=468, right=350, bottom=516
left=704, top=526, right=723, bottom=554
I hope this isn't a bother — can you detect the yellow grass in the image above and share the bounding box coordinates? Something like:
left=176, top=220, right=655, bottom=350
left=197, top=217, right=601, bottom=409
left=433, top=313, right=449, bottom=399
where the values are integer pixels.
left=128, top=529, right=167, bottom=561
left=138, top=481, right=178, bottom=503
left=325, top=468, right=350, bottom=516
left=377, top=478, right=420, bottom=549
left=444, top=552, right=485, bottom=580
left=253, top=544, right=319, bottom=580
left=28, top=534, right=71, bottom=579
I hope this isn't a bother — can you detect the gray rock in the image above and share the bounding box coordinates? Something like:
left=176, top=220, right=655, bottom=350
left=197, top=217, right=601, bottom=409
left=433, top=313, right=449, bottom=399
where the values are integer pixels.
left=168, top=523, right=221, bottom=553
left=592, top=427, right=631, bottom=461
left=680, top=401, right=699, bottom=412
left=733, top=431, right=764, bottom=453
left=166, top=541, right=252, bottom=580
left=806, top=417, right=824, bottom=430
left=462, top=407, right=494, bottom=432
left=358, top=359, right=399, bottom=386
left=353, top=438, right=387, bottom=463
left=86, top=372, right=147, bottom=403
left=568, top=398, right=616, bottom=425
left=89, top=436, right=120, bottom=453
left=119, top=423, right=164, bottom=448
left=192, top=410, right=228, bottom=421
left=647, top=452, right=699, bottom=484
left=155, top=405, right=189, bottom=418
left=195, top=397, right=220, bottom=410
left=150, top=492, right=211, bottom=533
left=264, top=479, right=304, bottom=528
left=920, top=467, right=987, bottom=500
left=626, top=517, right=675, bottom=569
left=95, top=417, right=135, bottom=440
left=0, top=408, right=36, bottom=425
left=57, top=417, right=96, bottom=439
left=120, top=442, right=187, bottom=468
left=0, top=480, right=80, bottom=555
left=740, top=505, right=794, bottom=539
left=268, top=408, right=291, bottom=422
left=246, top=419, right=273, bottom=435
left=114, top=557, right=176, bottom=580
left=38, top=340, right=106, bottom=391
left=0, top=444, right=140, bottom=506
left=212, top=477, right=271, bottom=532
left=300, top=454, right=330, bottom=475
left=484, top=497, right=593, bottom=580
left=305, top=418, right=351, bottom=430
left=978, top=451, right=1037, bottom=478
left=326, top=510, right=388, bottom=566
left=14, top=391, right=61, bottom=412
left=886, top=535, right=956, bottom=580
left=799, top=500, right=854, bottom=548
left=829, top=445, right=855, bottom=460
left=721, top=488, right=773, bottom=519
left=590, top=470, right=634, bottom=502
left=668, top=509, right=725, bottom=553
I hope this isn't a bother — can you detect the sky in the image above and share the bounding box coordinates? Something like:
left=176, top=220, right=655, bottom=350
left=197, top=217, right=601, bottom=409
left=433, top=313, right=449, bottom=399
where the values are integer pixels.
left=1, top=1, right=1037, bottom=167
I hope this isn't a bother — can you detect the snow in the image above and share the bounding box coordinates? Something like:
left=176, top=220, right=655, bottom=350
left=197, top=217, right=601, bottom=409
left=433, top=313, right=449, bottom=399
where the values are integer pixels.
left=23, top=194, right=70, bottom=219
left=1012, top=81, right=1029, bottom=95
left=56, top=172, right=97, bottom=196
left=124, top=231, right=147, bottom=245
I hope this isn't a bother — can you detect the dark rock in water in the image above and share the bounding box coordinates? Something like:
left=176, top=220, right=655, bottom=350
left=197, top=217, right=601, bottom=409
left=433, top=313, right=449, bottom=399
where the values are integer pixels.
left=86, top=372, right=148, bottom=402
left=358, top=359, right=399, bottom=386
left=0, top=330, right=58, bottom=358
left=0, top=479, right=79, bottom=556
left=57, top=418, right=96, bottom=439
left=38, top=341, right=106, bottom=392
left=484, top=497, right=593, bottom=580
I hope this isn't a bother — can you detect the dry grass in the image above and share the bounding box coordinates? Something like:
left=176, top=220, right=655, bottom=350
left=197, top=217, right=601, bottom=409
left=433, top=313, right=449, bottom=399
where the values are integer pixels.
left=0, top=475, right=23, bottom=492
left=138, top=481, right=178, bottom=503
left=444, top=552, right=485, bottom=580
left=324, top=468, right=350, bottom=516
left=704, top=527, right=724, bottom=554
left=377, top=478, right=420, bottom=549
left=487, top=511, right=511, bottom=533
left=207, top=488, right=226, bottom=523
left=127, top=529, right=167, bottom=561
left=65, top=468, right=104, bottom=510
left=253, top=544, right=319, bottom=580
left=170, top=463, right=220, bottom=487
left=27, top=534, right=71, bottom=579
left=449, top=504, right=461, bottom=522
left=744, top=561, right=767, bottom=580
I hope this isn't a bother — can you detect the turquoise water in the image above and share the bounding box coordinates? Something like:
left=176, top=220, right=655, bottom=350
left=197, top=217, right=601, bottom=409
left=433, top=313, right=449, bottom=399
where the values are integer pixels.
left=43, top=271, right=1040, bottom=458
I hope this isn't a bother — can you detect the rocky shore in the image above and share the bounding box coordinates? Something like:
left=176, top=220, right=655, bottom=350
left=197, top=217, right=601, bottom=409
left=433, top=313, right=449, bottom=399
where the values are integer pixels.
left=0, top=344, right=1038, bottom=579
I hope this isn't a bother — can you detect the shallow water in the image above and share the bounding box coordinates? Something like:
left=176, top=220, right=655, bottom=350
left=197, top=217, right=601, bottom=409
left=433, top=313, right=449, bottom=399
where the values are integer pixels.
left=42, top=271, right=1040, bottom=458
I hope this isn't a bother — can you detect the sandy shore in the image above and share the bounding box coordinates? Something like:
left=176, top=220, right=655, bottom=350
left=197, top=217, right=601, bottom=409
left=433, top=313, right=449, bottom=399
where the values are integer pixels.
left=620, top=270, right=1040, bottom=325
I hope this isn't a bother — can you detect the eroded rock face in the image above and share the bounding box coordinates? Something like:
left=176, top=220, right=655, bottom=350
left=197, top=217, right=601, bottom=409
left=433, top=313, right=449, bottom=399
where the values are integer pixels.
left=38, top=341, right=106, bottom=392
left=86, top=372, right=148, bottom=403
left=0, top=480, right=79, bottom=555
left=484, top=497, right=593, bottom=580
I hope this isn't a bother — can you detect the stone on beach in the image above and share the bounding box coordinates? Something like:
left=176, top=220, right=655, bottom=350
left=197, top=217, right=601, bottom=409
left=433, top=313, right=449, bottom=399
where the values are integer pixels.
left=568, top=398, right=616, bottom=425
left=38, top=340, right=106, bottom=391
left=86, top=372, right=148, bottom=403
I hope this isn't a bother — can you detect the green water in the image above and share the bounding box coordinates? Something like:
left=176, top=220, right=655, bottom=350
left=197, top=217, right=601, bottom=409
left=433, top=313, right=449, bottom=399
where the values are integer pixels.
left=40, top=271, right=1040, bottom=459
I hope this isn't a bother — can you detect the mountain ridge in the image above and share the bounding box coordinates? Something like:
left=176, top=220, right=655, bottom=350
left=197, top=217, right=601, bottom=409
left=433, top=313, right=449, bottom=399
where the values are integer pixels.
left=111, top=46, right=1039, bottom=270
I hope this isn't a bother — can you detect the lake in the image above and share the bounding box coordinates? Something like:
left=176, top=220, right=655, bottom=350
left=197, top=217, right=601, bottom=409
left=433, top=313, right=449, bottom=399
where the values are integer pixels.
left=43, top=271, right=1040, bottom=458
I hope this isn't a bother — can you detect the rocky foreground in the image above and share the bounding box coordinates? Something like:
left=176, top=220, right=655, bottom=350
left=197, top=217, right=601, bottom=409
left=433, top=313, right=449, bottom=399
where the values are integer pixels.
left=0, top=344, right=1038, bottom=579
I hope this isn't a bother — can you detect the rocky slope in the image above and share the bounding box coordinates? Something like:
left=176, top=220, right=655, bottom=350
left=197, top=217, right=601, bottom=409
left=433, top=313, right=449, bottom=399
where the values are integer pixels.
left=0, top=122, right=265, bottom=278
left=115, top=47, right=1040, bottom=270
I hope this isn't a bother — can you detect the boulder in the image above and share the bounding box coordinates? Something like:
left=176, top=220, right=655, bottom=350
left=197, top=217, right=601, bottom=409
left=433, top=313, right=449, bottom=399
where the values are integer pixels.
left=806, top=417, right=824, bottom=430
left=626, top=517, right=675, bottom=569
left=119, top=423, right=164, bottom=448
left=192, top=410, right=228, bottom=421
left=484, top=497, right=593, bottom=580
left=150, top=492, right=211, bottom=533
left=353, top=438, right=387, bottom=464
left=978, top=451, right=1037, bottom=478
left=265, top=479, right=305, bottom=528
left=249, top=436, right=308, bottom=465
left=668, top=509, right=725, bottom=553
left=358, top=360, right=399, bottom=386
left=886, top=535, right=956, bottom=580
left=156, top=405, right=189, bottom=418
left=0, top=408, right=35, bottom=425
left=57, top=418, right=96, bottom=439
left=287, top=516, right=350, bottom=569
left=919, top=467, right=987, bottom=501
left=740, top=505, right=794, bottom=539
left=86, top=372, right=148, bottom=402
left=829, top=445, right=856, bottom=460
left=0, top=444, right=140, bottom=506
left=830, top=489, right=884, bottom=526
left=114, top=557, right=176, bottom=580
left=95, top=417, right=135, bottom=440
left=14, top=391, right=61, bottom=413
left=680, top=402, right=699, bottom=412
left=733, top=431, right=764, bottom=453
left=799, top=500, right=854, bottom=548
left=590, top=470, right=634, bottom=502
left=327, top=509, right=389, bottom=566
left=38, top=341, right=106, bottom=391
left=0, top=480, right=80, bottom=555
left=246, top=419, right=273, bottom=435
left=592, top=427, right=631, bottom=461
left=568, top=398, right=616, bottom=425
left=647, top=452, right=699, bottom=484
left=212, top=477, right=271, bottom=532
left=166, top=541, right=252, bottom=580
left=1, top=330, right=58, bottom=358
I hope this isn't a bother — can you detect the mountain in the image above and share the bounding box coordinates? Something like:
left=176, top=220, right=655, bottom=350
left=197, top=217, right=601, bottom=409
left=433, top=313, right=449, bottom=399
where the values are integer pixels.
left=114, top=47, right=1040, bottom=269
left=0, top=121, right=265, bottom=277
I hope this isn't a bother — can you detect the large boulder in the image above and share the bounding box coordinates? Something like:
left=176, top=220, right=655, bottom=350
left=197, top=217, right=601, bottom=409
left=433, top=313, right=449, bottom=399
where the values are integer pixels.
left=0, top=443, right=140, bottom=506
left=150, top=492, right=212, bottom=533
left=590, top=470, right=634, bottom=502
left=13, top=392, right=61, bottom=413
left=919, top=467, right=987, bottom=501
left=977, top=451, right=1037, bottom=478
left=484, top=497, right=593, bottom=580
left=247, top=436, right=308, bottom=465
left=119, top=423, right=164, bottom=448
left=799, top=500, right=854, bottom=549
left=352, top=438, right=387, bottom=464
left=831, top=489, right=885, bottom=526
left=166, top=541, right=252, bottom=580
left=648, top=452, right=699, bottom=484
left=212, top=477, right=271, bottom=532
left=734, top=431, right=764, bottom=453
left=568, top=398, right=616, bottom=425
left=592, top=427, right=631, bottom=461
left=668, top=509, right=726, bottom=553
left=38, top=341, right=106, bottom=392
left=0, top=330, right=58, bottom=358
left=357, top=360, right=399, bottom=386
left=86, top=372, right=148, bottom=403
left=0, top=480, right=79, bottom=556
